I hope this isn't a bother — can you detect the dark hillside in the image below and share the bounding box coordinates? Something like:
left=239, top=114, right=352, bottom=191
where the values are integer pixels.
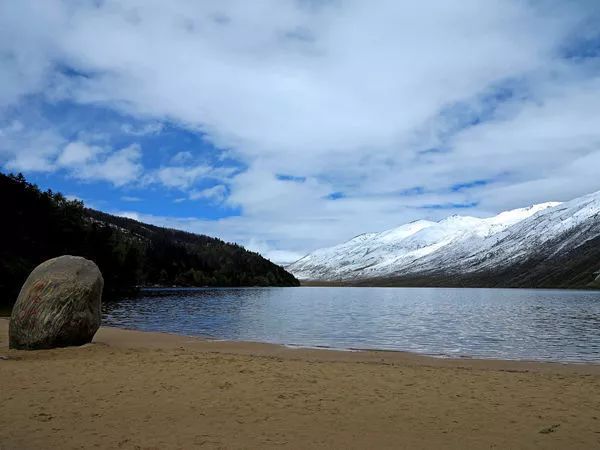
left=0, top=173, right=298, bottom=306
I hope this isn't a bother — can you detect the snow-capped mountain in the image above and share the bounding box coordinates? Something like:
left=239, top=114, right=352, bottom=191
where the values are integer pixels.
left=288, top=191, right=600, bottom=288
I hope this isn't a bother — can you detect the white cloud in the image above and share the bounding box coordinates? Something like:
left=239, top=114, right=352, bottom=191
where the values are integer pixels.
left=1, top=1, right=599, bottom=260
left=0, top=121, right=144, bottom=186
left=57, top=141, right=99, bottom=166
left=243, top=238, right=306, bottom=265
left=152, top=164, right=235, bottom=190
left=57, top=141, right=143, bottom=186
left=0, top=120, right=65, bottom=172
left=189, top=184, right=227, bottom=203
left=79, top=144, right=143, bottom=186
left=121, top=122, right=163, bottom=136
left=170, top=151, right=194, bottom=164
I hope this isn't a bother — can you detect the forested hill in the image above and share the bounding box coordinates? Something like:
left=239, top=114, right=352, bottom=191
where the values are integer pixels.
left=0, top=173, right=299, bottom=306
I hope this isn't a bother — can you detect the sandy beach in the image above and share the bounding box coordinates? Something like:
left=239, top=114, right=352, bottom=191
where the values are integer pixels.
left=1, top=318, right=600, bottom=449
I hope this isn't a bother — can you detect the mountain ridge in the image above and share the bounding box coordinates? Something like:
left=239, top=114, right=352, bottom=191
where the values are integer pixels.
left=288, top=191, right=600, bottom=288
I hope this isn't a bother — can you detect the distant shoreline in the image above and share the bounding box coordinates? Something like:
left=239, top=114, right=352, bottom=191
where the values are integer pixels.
left=300, top=279, right=600, bottom=290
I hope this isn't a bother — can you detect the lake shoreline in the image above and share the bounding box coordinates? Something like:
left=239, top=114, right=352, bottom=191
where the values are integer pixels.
left=2, top=318, right=600, bottom=449
left=92, top=323, right=600, bottom=369
left=3, top=317, right=600, bottom=369
left=300, top=280, right=600, bottom=290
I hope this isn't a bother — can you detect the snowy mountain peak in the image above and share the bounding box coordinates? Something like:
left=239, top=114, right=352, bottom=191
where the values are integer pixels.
left=484, top=202, right=560, bottom=225
left=376, top=220, right=436, bottom=242
left=287, top=194, right=600, bottom=283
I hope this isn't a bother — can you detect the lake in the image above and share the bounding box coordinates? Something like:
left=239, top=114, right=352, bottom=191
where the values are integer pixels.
left=102, top=286, right=600, bottom=363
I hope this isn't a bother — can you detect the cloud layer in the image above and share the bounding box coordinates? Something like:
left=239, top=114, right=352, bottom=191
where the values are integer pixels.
left=1, top=0, right=600, bottom=261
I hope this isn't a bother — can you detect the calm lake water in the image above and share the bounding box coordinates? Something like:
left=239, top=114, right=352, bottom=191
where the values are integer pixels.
left=103, top=287, right=600, bottom=363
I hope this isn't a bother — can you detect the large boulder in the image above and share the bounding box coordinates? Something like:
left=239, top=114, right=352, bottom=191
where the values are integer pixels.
left=9, top=256, right=103, bottom=350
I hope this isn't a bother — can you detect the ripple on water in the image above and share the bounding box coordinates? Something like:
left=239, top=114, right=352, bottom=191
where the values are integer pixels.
left=102, top=287, right=600, bottom=363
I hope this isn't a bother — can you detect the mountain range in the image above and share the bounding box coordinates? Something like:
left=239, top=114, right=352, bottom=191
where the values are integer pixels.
left=288, top=191, right=600, bottom=289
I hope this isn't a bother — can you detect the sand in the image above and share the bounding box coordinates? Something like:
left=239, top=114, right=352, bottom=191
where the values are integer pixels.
left=1, top=318, right=600, bottom=449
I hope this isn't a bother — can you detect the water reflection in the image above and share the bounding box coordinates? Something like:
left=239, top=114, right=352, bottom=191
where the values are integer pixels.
left=103, top=287, right=600, bottom=363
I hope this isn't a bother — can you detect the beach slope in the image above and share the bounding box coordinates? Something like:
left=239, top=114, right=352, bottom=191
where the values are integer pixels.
left=1, top=318, right=600, bottom=449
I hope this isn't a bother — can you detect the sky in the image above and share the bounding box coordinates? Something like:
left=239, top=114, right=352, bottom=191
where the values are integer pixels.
left=1, top=0, right=600, bottom=263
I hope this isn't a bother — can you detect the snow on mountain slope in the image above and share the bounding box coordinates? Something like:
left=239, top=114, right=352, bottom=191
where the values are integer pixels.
left=451, top=190, right=600, bottom=273
left=287, top=192, right=600, bottom=281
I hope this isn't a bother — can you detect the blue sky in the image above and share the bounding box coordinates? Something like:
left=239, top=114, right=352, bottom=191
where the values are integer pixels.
left=1, top=1, right=600, bottom=262
left=3, top=98, right=243, bottom=219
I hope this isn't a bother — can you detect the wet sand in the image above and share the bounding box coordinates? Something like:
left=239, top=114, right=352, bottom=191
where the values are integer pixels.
left=1, top=318, right=600, bottom=449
